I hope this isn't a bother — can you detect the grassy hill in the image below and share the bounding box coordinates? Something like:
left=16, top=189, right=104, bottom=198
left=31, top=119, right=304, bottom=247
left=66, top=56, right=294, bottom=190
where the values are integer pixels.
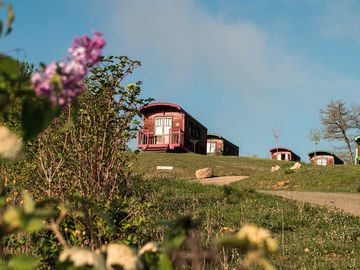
left=134, top=152, right=360, bottom=192
left=137, top=174, right=360, bottom=269
left=134, top=152, right=360, bottom=268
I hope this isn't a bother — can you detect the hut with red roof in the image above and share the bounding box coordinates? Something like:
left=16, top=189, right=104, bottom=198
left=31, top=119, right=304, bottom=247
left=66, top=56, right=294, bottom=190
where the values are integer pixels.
left=270, top=147, right=301, bottom=161
left=137, top=102, right=207, bottom=154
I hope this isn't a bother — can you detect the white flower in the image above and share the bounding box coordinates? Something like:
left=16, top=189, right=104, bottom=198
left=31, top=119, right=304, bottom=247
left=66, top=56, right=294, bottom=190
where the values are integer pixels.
left=138, top=242, right=159, bottom=256
left=0, top=126, right=23, bottom=159
left=235, top=224, right=278, bottom=252
left=104, top=243, right=142, bottom=270
left=59, top=248, right=95, bottom=267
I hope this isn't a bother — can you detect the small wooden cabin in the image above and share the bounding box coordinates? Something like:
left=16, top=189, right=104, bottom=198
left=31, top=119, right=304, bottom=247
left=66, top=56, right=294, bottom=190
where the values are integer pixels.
left=355, top=136, right=360, bottom=164
left=270, top=148, right=301, bottom=161
left=308, top=151, right=344, bottom=166
left=138, top=102, right=207, bottom=154
left=206, top=134, right=239, bottom=156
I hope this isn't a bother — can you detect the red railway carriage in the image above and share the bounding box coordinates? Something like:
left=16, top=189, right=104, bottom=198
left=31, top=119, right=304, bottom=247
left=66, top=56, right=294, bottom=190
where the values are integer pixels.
left=206, top=133, right=239, bottom=156
left=270, top=147, right=301, bottom=161
left=308, top=151, right=343, bottom=166
left=137, top=102, right=207, bottom=154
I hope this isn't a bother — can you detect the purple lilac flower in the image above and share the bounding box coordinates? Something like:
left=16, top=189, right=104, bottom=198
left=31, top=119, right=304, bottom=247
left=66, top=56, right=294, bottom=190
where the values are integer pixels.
left=31, top=62, right=58, bottom=104
left=69, top=31, right=106, bottom=67
left=31, top=31, right=106, bottom=106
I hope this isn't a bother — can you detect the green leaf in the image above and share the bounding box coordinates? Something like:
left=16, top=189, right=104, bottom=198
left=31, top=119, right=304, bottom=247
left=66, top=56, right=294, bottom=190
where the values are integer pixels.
left=158, top=253, right=172, bottom=270
left=167, top=234, right=185, bottom=249
left=58, top=152, right=66, bottom=160
left=59, top=119, right=74, bottom=133
left=8, top=255, right=39, bottom=270
left=21, top=97, right=58, bottom=140
left=0, top=196, right=6, bottom=206
left=22, top=191, right=35, bottom=214
left=3, top=206, right=21, bottom=229
left=0, top=259, right=8, bottom=270
left=24, top=217, right=44, bottom=232
left=71, top=99, right=80, bottom=122
left=5, top=3, right=14, bottom=35
left=0, top=56, right=20, bottom=80
left=0, top=89, right=9, bottom=111
left=0, top=20, right=3, bottom=36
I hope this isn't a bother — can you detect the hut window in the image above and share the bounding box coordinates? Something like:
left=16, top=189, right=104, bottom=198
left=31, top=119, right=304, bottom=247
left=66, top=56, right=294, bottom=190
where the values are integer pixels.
left=316, top=157, right=327, bottom=166
left=163, top=118, right=172, bottom=127
left=207, top=142, right=216, bottom=153
left=155, top=118, right=162, bottom=127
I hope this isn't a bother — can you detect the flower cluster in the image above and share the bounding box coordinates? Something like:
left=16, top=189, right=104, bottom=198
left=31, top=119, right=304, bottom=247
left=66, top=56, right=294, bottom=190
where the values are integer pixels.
left=235, top=224, right=278, bottom=253
left=31, top=31, right=106, bottom=106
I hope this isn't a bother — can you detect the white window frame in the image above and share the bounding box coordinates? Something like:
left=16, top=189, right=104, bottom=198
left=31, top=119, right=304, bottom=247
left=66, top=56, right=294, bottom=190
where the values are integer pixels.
left=316, top=156, right=327, bottom=166
left=207, top=142, right=216, bottom=153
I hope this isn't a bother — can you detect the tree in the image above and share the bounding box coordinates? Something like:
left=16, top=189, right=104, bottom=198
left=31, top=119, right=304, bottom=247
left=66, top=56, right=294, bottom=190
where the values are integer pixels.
left=319, top=100, right=354, bottom=164
left=272, top=129, right=281, bottom=152
left=309, top=128, right=322, bottom=158
left=349, top=103, right=360, bottom=131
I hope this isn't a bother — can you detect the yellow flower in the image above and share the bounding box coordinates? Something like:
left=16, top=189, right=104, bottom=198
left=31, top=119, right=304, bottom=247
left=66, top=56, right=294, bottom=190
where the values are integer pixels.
left=235, top=224, right=278, bottom=253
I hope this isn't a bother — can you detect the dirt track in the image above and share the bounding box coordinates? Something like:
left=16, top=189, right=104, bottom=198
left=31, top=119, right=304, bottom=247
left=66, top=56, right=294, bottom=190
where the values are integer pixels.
left=197, top=176, right=249, bottom=186
left=196, top=177, right=360, bottom=217
left=262, top=190, right=360, bottom=217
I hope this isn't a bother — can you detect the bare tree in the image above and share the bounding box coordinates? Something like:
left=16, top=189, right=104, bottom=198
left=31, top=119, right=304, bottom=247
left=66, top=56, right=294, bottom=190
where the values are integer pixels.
left=319, top=100, right=354, bottom=164
left=309, top=128, right=322, bottom=158
left=349, top=104, right=360, bottom=130
left=272, top=129, right=281, bottom=152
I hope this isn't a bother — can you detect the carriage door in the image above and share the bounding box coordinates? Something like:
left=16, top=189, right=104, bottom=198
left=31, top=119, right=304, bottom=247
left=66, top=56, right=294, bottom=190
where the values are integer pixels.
left=155, top=117, right=172, bottom=144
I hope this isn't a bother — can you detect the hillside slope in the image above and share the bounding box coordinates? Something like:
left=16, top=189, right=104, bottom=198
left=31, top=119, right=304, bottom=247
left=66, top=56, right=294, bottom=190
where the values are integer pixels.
left=134, top=152, right=360, bottom=192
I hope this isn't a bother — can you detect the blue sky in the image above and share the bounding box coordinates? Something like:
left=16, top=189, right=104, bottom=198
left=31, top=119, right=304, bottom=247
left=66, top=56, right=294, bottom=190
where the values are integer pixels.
left=2, top=0, right=360, bottom=160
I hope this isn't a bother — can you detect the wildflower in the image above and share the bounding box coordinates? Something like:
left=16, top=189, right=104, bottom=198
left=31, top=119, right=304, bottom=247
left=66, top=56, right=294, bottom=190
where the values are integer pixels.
left=31, top=31, right=105, bottom=106
left=219, top=224, right=278, bottom=254
left=138, top=242, right=159, bottom=255
left=59, top=248, right=95, bottom=267
left=69, top=31, right=106, bottom=66
left=30, top=62, right=57, bottom=103
left=0, top=126, right=23, bottom=159
left=235, top=224, right=278, bottom=253
left=103, top=244, right=142, bottom=270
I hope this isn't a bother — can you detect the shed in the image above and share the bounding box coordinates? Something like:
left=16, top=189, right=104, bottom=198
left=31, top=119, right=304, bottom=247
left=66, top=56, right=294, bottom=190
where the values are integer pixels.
left=207, top=133, right=239, bottom=156
left=270, top=147, right=301, bottom=161
left=137, top=102, right=207, bottom=154
left=308, top=151, right=344, bottom=166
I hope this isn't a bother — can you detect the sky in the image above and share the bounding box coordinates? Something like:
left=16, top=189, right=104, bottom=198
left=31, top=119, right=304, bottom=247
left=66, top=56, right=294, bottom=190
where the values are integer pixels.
left=2, top=0, right=360, bottom=161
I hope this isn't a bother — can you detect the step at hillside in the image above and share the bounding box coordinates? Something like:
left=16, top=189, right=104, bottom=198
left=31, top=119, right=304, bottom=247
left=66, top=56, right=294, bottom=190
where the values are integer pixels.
left=144, top=146, right=168, bottom=152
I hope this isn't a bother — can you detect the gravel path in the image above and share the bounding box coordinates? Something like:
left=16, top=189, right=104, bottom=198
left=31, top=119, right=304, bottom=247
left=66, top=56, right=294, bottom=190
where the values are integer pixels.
left=197, top=176, right=249, bottom=186
left=262, top=191, right=360, bottom=216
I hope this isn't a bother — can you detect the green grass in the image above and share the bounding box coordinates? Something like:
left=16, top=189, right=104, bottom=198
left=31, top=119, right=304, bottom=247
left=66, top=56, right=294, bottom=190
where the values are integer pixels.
left=133, top=152, right=360, bottom=268
left=134, top=152, right=360, bottom=192
left=137, top=178, right=360, bottom=269
left=134, top=152, right=287, bottom=179
left=234, top=164, right=360, bottom=192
